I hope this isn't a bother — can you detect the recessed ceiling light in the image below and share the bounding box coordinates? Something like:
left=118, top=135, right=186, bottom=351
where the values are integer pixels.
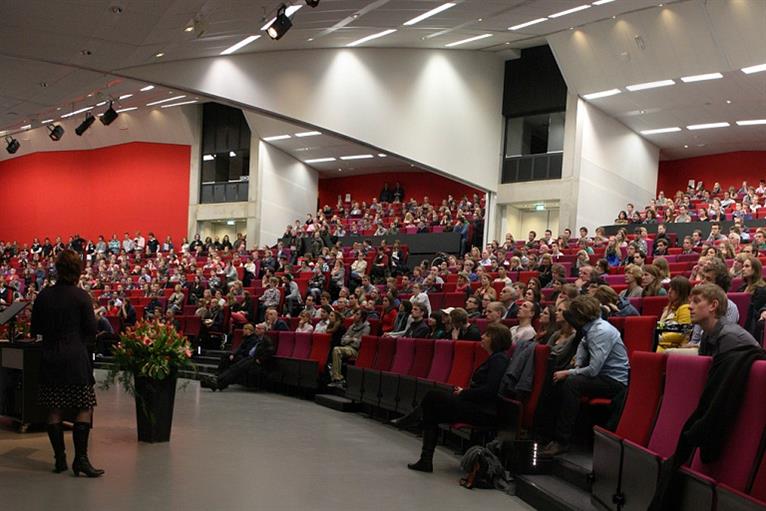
left=140, top=85, right=155, bottom=92
left=680, top=72, right=723, bottom=83
left=378, top=153, right=387, bottom=157
left=582, top=88, right=621, bottom=100
left=295, top=131, right=321, bottom=137
left=683, top=144, right=689, bottom=148
left=41, top=119, right=54, bottom=124
left=340, top=154, right=374, bottom=160
left=220, top=35, right=261, bottom=55
left=592, top=0, right=615, bottom=4
left=403, top=3, right=456, bottom=26
left=626, top=79, right=676, bottom=91
left=118, top=94, right=133, bottom=100
left=155, top=52, right=164, bottom=58
left=146, top=95, right=186, bottom=106
left=307, top=38, right=314, bottom=42
left=445, top=33, right=493, bottom=47
left=725, top=99, right=732, bottom=104
left=203, top=154, right=215, bottom=161
left=640, top=127, right=682, bottom=135
left=263, top=134, right=291, bottom=141
left=20, top=124, right=31, bottom=130
left=687, top=122, right=730, bottom=130
left=736, top=119, right=766, bottom=126
left=509, top=18, right=548, bottom=30
left=549, top=5, right=591, bottom=18
left=160, top=100, right=198, bottom=108
left=61, top=106, right=94, bottom=119
left=115, top=107, right=137, bottom=113
left=741, top=63, right=766, bottom=74
left=305, top=157, right=337, bottom=163
left=184, top=26, right=194, bottom=32
left=229, top=151, right=236, bottom=157
left=347, top=29, right=397, bottom=47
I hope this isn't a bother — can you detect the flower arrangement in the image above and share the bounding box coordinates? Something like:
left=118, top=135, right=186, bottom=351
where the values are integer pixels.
left=102, top=320, right=195, bottom=394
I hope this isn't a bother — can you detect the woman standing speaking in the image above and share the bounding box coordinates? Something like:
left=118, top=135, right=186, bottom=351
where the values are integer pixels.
left=31, top=250, right=104, bottom=477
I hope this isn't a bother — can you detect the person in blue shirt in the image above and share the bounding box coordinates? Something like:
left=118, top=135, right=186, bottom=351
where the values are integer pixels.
left=542, top=295, right=630, bottom=456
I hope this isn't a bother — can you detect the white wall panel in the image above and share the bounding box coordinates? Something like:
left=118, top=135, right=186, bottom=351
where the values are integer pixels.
left=116, top=48, right=505, bottom=191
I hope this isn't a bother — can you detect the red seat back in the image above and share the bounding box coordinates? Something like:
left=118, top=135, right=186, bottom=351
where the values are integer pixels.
left=446, top=341, right=476, bottom=387
left=647, top=355, right=712, bottom=457
left=727, top=292, right=751, bottom=327
left=388, top=338, right=416, bottom=375
left=373, top=336, right=396, bottom=371
left=355, top=336, right=379, bottom=369
left=184, top=316, right=201, bottom=337
left=426, top=340, right=454, bottom=382
left=614, top=352, right=667, bottom=445
left=307, top=333, right=332, bottom=374
left=690, top=360, right=766, bottom=492
left=473, top=343, right=489, bottom=370
left=641, top=296, right=669, bottom=319
left=623, top=316, right=657, bottom=354
left=276, top=332, right=295, bottom=357
left=444, top=292, right=467, bottom=308
left=472, top=319, right=489, bottom=334
left=428, top=293, right=445, bottom=310
left=292, top=332, right=312, bottom=359
left=230, top=329, right=244, bottom=352
left=522, top=344, right=551, bottom=429
left=409, top=339, right=435, bottom=378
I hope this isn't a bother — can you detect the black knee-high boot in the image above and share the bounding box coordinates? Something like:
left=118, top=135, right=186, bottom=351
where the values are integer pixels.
left=71, top=422, right=104, bottom=478
left=46, top=423, right=67, bottom=473
left=407, top=427, right=438, bottom=473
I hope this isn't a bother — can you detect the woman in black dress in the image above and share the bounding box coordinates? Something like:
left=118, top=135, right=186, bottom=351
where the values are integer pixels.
left=31, top=250, right=104, bottom=477
left=391, top=323, right=512, bottom=472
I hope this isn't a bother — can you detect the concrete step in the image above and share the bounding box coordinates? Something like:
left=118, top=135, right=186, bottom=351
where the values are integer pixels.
left=516, top=473, right=597, bottom=511
left=315, top=394, right=358, bottom=412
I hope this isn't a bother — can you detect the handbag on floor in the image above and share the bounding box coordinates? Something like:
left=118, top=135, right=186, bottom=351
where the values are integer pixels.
left=459, top=441, right=509, bottom=490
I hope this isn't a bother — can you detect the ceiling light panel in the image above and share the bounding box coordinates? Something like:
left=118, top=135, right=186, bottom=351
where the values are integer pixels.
left=140, top=85, right=155, bottom=92
left=340, top=154, right=374, bottom=160
left=741, top=63, right=766, bottom=75
left=680, top=72, right=723, bottom=83
left=549, top=5, right=591, bottom=18
left=160, top=100, right=198, bottom=108
left=582, top=88, right=621, bottom=100
left=263, top=134, right=291, bottom=141
left=403, top=3, right=455, bottom=26
left=347, top=29, right=397, bottom=47
left=640, top=127, right=681, bottom=135
left=295, top=131, right=321, bottom=137
left=445, top=34, right=492, bottom=48
left=509, top=18, right=547, bottom=31
left=146, top=95, right=186, bottom=106
left=625, top=79, right=676, bottom=91
left=305, top=157, right=336, bottom=163
left=220, top=35, right=261, bottom=55
left=687, top=122, right=730, bottom=130
left=736, top=119, right=766, bottom=126
left=592, top=0, right=615, bottom=4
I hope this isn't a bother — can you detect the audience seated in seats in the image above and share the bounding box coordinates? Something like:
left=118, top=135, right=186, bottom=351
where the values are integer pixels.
left=657, top=276, right=693, bottom=351
left=536, top=304, right=558, bottom=344
left=313, top=305, right=332, bottom=334
left=264, top=308, right=289, bottom=332
left=542, top=295, right=630, bottom=456
left=641, top=265, right=667, bottom=298
left=295, top=310, right=314, bottom=333
left=690, top=284, right=760, bottom=357
left=427, top=310, right=450, bottom=340
left=391, top=324, right=512, bottom=473
left=380, top=295, right=399, bottom=333
left=592, top=285, right=639, bottom=319
left=202, top=323, right=275, bottom=391
left=547, top=300, right=578, bottom=372
left=465, top=296, right=482, bottom=319
left=484, top=301, right=507, bottom=327
left=387, top=300, right=413, bottom=337
left=259, top=277, right=281, bottom=320
left=499, top=286, right=519, bottom=319
left=283, top=274, right=302, bottom=317
left=620, top=264, right=644, bottom=299
left=511, top=301, right=538, bottom=344
left=448, top=307, right=481, bottom=341
left=738, top=255, right=766, bottom=340
left=402, top=303, right=430, bottom=339
left=328, top=310, right=371, bottom=388
left=689, top=258, right=740, bottom=347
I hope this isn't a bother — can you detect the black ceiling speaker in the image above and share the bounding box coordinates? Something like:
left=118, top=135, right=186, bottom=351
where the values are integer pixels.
left=267, top=4, right=293, bottom=40
left=75, top=113, right=95, bottom=136
left=47, top=124, right=65, bottom=141
left=5, top=136, right=20, bottom=154
left=100, top=102, right=118, bottom=126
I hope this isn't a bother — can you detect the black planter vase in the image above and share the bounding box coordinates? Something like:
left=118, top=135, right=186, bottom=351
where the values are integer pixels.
left=133, top=372, right=178, bottom=443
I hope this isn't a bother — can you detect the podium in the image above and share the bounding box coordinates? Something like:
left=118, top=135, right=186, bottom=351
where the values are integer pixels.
left=0, top=342, right=47, bottom=432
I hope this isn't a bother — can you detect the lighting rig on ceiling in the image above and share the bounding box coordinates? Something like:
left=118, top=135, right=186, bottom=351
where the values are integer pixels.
left=263, top=1, right=319, bottom=41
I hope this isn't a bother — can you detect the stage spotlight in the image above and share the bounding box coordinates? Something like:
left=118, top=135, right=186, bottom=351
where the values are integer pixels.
left=47, top=124, right=65, bottom=141
left=305, top=0, right=319, bottom=6
left=100, top=102, right=118, bottom=126
left=5, top=136, right=20, bottom=154
left=75, top=113, right=95, bottom=136
left=267, top=4, right=293, bottom=40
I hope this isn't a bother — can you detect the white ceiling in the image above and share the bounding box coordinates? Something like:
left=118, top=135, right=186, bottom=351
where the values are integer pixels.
left=548, top=0, right=766, bottom=160
left=244, top=110, right=421, bottom=177
left=0, top=0, right=763, bottom=164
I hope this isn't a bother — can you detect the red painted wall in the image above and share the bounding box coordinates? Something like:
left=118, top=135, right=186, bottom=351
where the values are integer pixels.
left=657, top=151, right=766, bottom=195
left=317, top=171, right=483, bottom=208
left=0, top=142, right=190, bottom=243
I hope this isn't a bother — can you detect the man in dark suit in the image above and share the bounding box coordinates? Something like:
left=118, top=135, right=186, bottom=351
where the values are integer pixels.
left=203, top=323, right=275, bottom=391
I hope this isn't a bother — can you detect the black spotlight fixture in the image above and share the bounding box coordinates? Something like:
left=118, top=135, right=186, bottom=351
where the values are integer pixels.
left=47, top=124, right=65, bottom=141
left=5, top=136, right=20, bottom=154
left=75, top=113, right=95, bottom=136
left=267, top=4, right=293, bottom=40
left=100, top=101, right=118, bottom=126
left=305, top=0, right=319, bottom=6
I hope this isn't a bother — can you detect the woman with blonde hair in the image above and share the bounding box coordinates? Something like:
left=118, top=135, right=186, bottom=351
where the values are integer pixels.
left=657, top=276, right=692, bottom=351
left=619, top=264, right=644, bottom=299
